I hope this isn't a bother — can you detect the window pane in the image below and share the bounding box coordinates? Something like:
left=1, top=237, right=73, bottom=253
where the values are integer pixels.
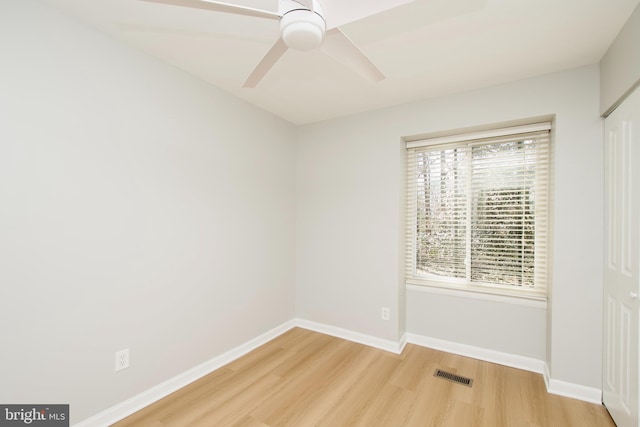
left=470, top=140, right=537, bottom=287
left=415, top=148, right=467, bottom=279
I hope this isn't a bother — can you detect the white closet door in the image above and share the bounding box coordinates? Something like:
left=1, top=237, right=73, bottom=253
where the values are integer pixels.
left=603, top=86, right=640, bottom=427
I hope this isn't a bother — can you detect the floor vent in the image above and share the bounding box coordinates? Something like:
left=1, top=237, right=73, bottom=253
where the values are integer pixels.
left=434, top=369, right=473, bottom=387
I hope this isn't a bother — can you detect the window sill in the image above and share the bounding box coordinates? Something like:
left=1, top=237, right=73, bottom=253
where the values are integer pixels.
left=405, top=281, right=547, bottom=308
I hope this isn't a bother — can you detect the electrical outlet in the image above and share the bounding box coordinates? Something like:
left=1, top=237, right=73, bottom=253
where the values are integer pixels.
left=115, top=349, right=130, bottom=372
left=381, top=307, right=390, bottom=321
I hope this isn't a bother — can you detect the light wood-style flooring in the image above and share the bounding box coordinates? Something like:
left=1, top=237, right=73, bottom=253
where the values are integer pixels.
left=113, top=328, right=614, bottom=426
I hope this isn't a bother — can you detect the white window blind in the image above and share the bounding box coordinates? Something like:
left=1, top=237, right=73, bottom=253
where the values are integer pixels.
left=405, top=123, right=551, bottom=299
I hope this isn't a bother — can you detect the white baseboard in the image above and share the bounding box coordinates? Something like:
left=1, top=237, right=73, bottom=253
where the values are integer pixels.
left=74, top=320, right=602, bottom=426
left=406, top=333, right=546, bottom=374
left=408, top=333, right=602, bottom=404
left=294, top=318, right=405, bottom=354
left=542, top=363, right=602, bottom=404
left=73, top=320, right=297, bottom=427
left=398, top=332, right=408, bottom=353
left=546, top=379, right=602, bottom=404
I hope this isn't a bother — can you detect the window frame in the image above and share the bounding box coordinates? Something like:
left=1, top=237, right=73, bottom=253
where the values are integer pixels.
left=405, top=122, right=552, bottom=301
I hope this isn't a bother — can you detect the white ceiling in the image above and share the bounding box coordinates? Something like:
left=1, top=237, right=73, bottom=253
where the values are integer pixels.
left=41, top=0, right=639, bottom=125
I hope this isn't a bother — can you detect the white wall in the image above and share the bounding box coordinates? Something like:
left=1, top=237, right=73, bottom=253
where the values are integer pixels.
left=600, top=2, right=640, bottom=115
left=295, top=119, right=406, bottom=341
left=296, top=66, right=604, bottom=389
left=0, top=1, right=296, bottom=424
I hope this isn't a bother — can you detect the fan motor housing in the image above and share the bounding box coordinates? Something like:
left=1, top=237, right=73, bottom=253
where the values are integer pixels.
left=280, top=9, right=326, bottom=51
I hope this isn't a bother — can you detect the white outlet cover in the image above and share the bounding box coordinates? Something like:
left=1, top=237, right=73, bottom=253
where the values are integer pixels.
left=115, top=349, right=130, bottom=372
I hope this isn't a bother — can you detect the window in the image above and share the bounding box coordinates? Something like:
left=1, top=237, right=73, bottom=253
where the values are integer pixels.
left=405, top=122, right=551, bottom=300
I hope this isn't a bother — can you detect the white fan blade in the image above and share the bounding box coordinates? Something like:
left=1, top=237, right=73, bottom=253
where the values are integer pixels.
left=243, top=38, right=288, bottom=88
left=320, top=28, right=384, bottom=82
left=139, top=0, right=281, bottom=20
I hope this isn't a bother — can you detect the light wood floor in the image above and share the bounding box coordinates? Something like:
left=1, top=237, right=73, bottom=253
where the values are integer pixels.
left=113, top=328, right=615, bottom=426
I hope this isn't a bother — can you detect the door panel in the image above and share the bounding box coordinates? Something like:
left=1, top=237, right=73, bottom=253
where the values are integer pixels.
left=603, top=87, right=640, bottom=427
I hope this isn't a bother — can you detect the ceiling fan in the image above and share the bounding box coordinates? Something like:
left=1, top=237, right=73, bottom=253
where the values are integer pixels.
left=139, top=0, right=396, bottom=87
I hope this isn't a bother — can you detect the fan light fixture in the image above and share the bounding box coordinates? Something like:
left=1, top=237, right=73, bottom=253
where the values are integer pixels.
left=280, top=9, right=325, bottom=51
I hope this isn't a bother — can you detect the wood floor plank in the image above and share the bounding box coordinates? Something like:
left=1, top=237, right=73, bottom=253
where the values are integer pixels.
left=250, top=339, right=363, bottom=426
left=112, top=328, right=615, bottom=427
left=314, top=351, right=401, bottom=427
